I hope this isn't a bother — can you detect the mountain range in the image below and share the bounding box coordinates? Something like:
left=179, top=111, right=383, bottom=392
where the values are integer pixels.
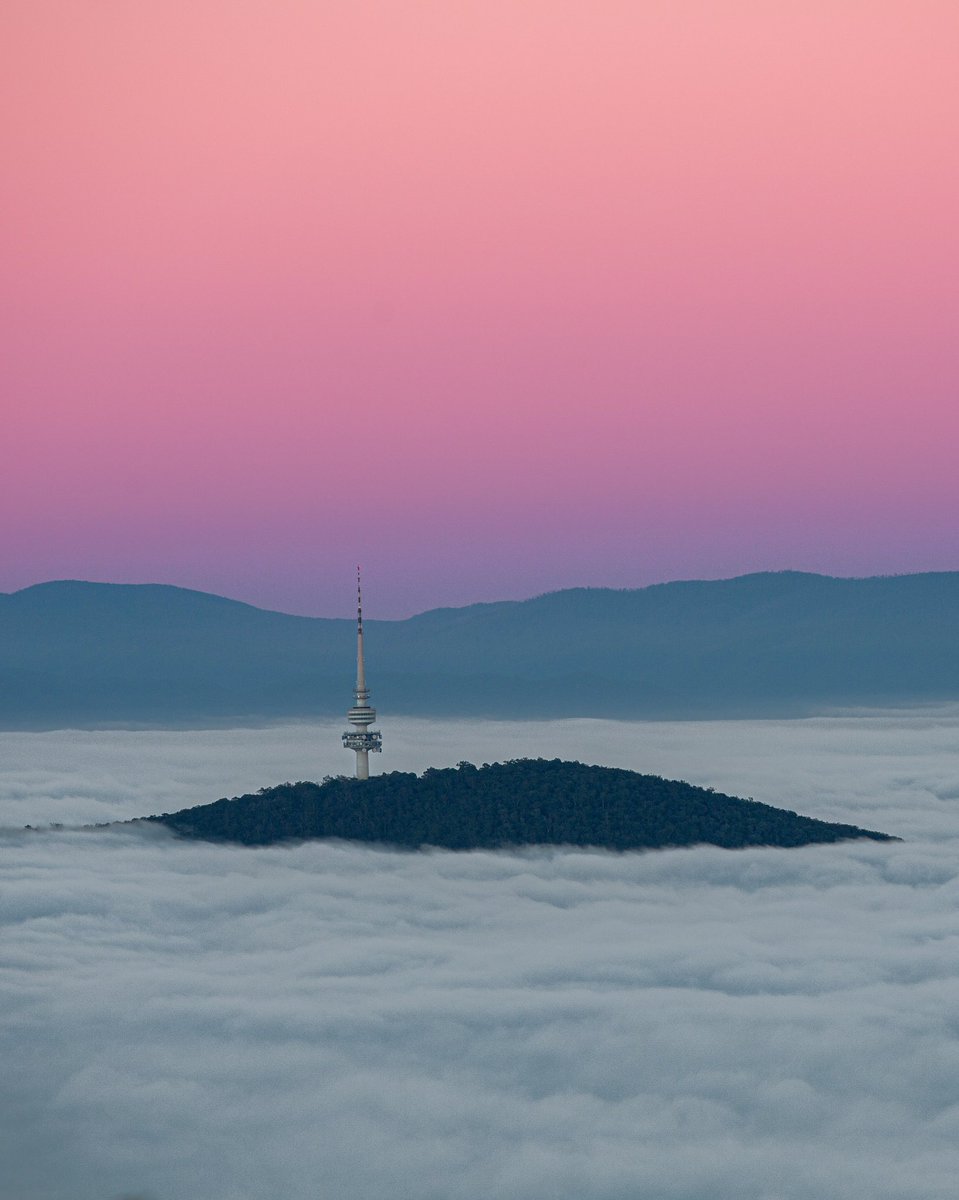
left=2, top=571, right=959, bottom=726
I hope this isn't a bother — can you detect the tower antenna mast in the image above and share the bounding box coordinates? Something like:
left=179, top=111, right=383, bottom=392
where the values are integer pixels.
left=342, top=566, right=382, bottom=779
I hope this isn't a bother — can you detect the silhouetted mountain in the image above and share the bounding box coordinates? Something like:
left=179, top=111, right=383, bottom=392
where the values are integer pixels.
left=144, top=759, right=895, bottom=850
left=4, top=572, right=959, bottom=725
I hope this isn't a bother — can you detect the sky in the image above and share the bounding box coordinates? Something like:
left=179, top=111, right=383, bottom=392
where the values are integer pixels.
left=5, top=714, right=959, bottom=1200
left=3, top=2, right=958, bottom=617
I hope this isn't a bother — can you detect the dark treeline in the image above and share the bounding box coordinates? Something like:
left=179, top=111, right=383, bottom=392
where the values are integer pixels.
left=146, top=759, right=894, bottom=850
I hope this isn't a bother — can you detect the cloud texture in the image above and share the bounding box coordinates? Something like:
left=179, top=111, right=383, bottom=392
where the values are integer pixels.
left=4, top=716, right=959, bottom=1199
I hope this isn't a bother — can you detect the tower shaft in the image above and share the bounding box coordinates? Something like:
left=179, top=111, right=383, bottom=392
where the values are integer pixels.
left=342, top=567, right=382, bottom=778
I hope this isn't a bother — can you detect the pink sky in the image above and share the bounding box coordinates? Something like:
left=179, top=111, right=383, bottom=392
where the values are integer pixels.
left=3, top=1, right=958, bottom=616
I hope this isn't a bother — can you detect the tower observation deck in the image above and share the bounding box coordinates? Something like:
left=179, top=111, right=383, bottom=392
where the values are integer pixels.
left=342, top=567, right=382, bottom=779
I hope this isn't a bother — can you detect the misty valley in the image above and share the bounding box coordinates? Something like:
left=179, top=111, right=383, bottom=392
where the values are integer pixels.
left=2, top=715, right=958, bottom=1200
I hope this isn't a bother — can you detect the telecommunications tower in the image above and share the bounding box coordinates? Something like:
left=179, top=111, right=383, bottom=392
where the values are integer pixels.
left=342, top=567, right=382, bottom=779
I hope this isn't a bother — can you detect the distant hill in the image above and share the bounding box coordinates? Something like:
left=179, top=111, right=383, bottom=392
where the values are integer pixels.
left=144, top=759, right=895, bottom=850
left=4, top=571, right=959, bottom=725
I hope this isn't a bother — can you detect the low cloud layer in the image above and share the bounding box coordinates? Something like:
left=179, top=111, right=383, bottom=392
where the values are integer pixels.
left=3, top=716, right=959, bottom=1199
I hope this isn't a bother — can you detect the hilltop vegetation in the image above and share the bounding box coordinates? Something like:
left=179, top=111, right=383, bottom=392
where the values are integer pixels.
left=147, top=759, right=894, bottom=850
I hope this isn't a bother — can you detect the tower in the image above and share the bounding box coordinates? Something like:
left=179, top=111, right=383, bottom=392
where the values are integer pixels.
left=341, top=566, right=382, bottom=779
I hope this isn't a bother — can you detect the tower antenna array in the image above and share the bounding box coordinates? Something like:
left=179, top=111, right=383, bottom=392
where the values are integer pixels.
left=342, top=566, right=383, bottom=779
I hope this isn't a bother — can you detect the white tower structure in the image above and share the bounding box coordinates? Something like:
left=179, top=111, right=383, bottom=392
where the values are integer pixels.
left=342, top=567, right=382, bottom=779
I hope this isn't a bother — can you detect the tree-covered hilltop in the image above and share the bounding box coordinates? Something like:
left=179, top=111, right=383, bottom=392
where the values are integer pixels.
left=146, top=759, right=894, bottom=850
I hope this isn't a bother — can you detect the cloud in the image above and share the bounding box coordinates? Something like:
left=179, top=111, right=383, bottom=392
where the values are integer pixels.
left=3, top=716, right=959, bottom=1199
left=6, top=709, right=959, bottom=838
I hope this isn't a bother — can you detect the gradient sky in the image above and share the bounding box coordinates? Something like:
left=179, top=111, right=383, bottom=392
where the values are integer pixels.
left=3, top=1, right=958, bottom=617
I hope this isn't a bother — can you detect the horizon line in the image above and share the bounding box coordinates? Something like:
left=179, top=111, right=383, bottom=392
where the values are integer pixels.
left=4, top=567, right=959, bottom=622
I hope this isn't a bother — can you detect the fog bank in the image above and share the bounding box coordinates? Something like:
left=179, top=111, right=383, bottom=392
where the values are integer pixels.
left=3, top=716, right=959, bottom=1199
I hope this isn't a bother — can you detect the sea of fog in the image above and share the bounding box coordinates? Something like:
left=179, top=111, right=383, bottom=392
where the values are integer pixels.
left=4, top=715, right=959, bottom=1200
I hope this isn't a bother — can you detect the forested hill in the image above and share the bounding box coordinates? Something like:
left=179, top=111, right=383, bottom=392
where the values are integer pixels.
left=145, top=759, right=894, bottom=851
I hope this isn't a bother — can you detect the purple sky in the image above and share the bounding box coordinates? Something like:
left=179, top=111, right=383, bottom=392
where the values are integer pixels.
left=3, top=2, right=958, bottom=616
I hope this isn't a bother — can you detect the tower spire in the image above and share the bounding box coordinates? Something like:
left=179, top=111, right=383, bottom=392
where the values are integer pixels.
left=342, top=566, right=382, bottom=779
left=355, top=565, right=367, bottom=696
